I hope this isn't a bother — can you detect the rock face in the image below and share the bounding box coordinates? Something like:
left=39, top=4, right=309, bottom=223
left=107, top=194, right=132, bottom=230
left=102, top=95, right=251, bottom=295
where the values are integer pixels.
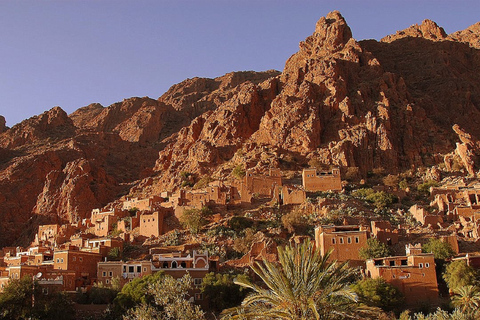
left=0, top=116, right=7, bottom=133
left=2, top=12, right=480, bottom=246
left=0, top=71, right=279, bottom=247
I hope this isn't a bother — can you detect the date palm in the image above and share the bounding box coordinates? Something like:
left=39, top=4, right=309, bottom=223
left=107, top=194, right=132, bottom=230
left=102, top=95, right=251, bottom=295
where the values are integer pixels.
left=452, top=285, right=480, bottom=317
left=222, top=241, right=377, bottom=320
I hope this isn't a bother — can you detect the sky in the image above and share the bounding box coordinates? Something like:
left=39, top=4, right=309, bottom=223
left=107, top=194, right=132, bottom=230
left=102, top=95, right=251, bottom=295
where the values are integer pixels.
left=1, top=0, right=479, bottom=127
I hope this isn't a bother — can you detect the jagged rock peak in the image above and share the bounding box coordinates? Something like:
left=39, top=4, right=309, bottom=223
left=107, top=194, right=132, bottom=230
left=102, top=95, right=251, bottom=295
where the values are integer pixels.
left=0, top=115, right=6, bottom=133
left=449, top=22, right=480, bottom=49
left=42, top=106, right=72, bottom=126
left=312, top=11, right=353, bottom=51
left=69, top=103, right=104, bottom=128
left=382, top=19, right=447, bottom=43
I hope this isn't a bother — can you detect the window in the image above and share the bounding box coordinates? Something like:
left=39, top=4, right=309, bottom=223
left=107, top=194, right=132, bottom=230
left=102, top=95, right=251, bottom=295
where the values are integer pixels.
left=123, top=266, right=127, bottom=272
left=401, top=259, right=408, bottom=266
left=109, top=271, right=113, bottom=277
left=129, top=266, right=134, bottom=273
left=194, top=278, right=202, bottom=286
left=339, top=238, right=344, bottom=244
left=195, top=293, right=203, bottom=300
left=73, top=257, right=76, bottom=262
left=61, top=258, right=64, bottom=263
left=347, top=237, right=352, bottom=244
left=355, top=237, right=359, bottom=243
left=42, top=288, right=48, bottom=295
left=143, top=267, right=147, bottom=272
left=419, top=263, right=423, bottom=269
left=79, top=257, right=83, bottom=262
left=389, top=260, right=395, bottom=267
left=332, top=238, right=336, bottom=244
left=56, top=258, right=59, bottom=263
left=425, top=263, right=430, bottom=268
left=106, top=279, right=110, bottom=284
left=137, top=266, right=141, bottom=273
left=102, top=272, right=107, bottom=277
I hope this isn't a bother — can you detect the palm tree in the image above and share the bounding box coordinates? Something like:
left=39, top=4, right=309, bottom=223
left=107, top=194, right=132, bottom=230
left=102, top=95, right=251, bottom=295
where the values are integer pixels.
left=222, top=241, right=378, bottom=319
left=452, top=285, right=480, bottom=317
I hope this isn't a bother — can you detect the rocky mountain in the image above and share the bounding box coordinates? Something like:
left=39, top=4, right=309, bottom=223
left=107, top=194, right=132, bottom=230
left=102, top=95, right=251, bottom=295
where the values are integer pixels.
left=1, top=11, right=480, bottom=247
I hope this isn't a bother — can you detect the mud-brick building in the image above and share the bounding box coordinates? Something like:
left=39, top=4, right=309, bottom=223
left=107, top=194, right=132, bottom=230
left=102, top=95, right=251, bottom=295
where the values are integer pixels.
left=245, top=168, right=282, bottom=197
left=97, top=260, right=153, bottom=287
left=140, top=210, right=167, bottom=238
left=302, top=168, right=342, bottom=192
left=366, top=244, right=439, bottom=306
left=53, top=248, right=102, bottom=283
left=315, top=225, right=369, bottom=267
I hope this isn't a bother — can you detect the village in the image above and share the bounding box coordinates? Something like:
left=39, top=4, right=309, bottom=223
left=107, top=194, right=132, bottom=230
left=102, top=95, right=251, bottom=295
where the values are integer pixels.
left=1, top=165, right=480, bottom=314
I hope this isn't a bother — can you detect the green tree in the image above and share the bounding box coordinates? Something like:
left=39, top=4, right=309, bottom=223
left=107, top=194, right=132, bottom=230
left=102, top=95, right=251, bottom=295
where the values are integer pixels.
left=124, top=273, right=205, bottom=320
left=352, top=278, right=404, bottom=312
left=443, top=260, right=478, bottom=291
left=108, top=247, right=122, bottom=261
left=201, top=272, right=250, bottom=312
left=114, top=271, right=164, bottom=313
left=451, top=285, right=480, bottom=318
left=417, top=180, right=439, bottom=195
left=423, top=238, right=455, bottom=260
left=0, top=276, right=74, bottom=320
left=359, top=238, right=391, bottom=260
left=222, top=241, right=378, bottom=319
left=179, top=208, right=207, bottom=234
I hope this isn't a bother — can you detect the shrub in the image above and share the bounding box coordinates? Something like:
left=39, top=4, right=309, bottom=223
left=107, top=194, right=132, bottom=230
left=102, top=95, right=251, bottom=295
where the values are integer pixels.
left=179, top=209, right=206, bottom=234
left=366, top=191, right=398, bottom=209
left=228, top=216, right=254, bottom=231
left=108, top=247, right=122, bottom=261
left=359, top=238, right=391, bottom=260
left=383, top=174, right=399, bottom=188
left=232, top=165, right=246, bottom=179
left=422, top=238, right=455, bottom=260
left=233, top=228, right=256, bottom=254
left=352, top=278, right=404, bottom=312
left=281, top=208, right=309, bottom=234
left=417, top=180, right=439, bottom=195
left=201, top=272, right=250, bottom=312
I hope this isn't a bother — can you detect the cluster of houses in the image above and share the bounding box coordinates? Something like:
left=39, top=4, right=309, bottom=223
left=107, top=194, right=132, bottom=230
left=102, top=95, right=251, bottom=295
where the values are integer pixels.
left=3, top=167, right=480, bottom=309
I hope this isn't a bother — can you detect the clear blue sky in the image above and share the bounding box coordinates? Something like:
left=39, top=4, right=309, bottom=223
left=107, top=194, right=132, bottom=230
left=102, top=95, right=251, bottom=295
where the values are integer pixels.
left=1, top=0, right=479, bottom=126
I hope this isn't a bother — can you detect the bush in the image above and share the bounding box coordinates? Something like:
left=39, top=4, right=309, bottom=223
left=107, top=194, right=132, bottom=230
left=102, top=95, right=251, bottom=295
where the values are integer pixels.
left=201, top=272, right=250, bottom=312
left=281, top=209, right=309, bottom=234
left=417, top=180, right=439, bottom=195
left=443, top=260, right=479, bottom=291
left=383, top=174, right=399, bottom=188
left=232, top=165, right=246, bottom=179
left=228, top=216, right=254, bottom=231
left=233, top=228, right=256, bottom=254
left=366, top=191, right=398, bottom=209
left=359, top=238, right=391, bottom=260
left=352, top=278, right=404, bottom=312
left=108, top=247, right=122, bottom=261
left=179, top=209, right=206, bottom=234
left=422, top=238, right=455, bottom=260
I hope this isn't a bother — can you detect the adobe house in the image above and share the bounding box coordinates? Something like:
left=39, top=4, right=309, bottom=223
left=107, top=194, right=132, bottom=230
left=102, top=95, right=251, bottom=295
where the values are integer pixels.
left=451, top=253, right=480, bottom=269
left=97, top=260, right=153, bottom=287
left=80, top=237, right=124, bottom=258
left=370, top=221, right=399, bottom=245
left=140, top=211, right=166, bottom=238
left=366, top=244, right=439, bottom=307
left=53, top=248, right=102, bottom=285
left=273, top=185, right=306, bottom=205
left=302, top=167, right=342, bottom=192
left=409, top=204, right=443, bottom=228
left=122, top=196, right=164, bottom=212
left=244, top=168, right=282, bottom=198
left=314, top=225, right=369, bottom=268
left=90, top=208, right=129, bottom=237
